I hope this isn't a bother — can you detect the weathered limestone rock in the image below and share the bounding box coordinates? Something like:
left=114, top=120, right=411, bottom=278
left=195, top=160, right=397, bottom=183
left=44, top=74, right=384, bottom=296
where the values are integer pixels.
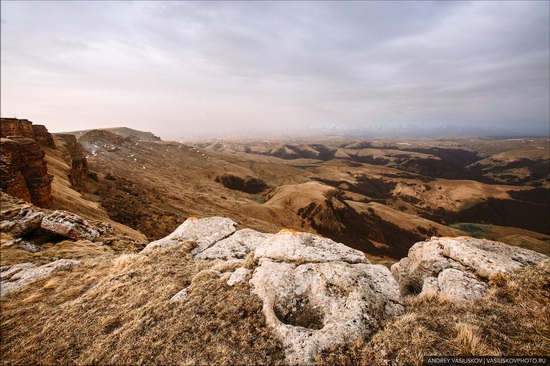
left=41, top=210, right=100, bottom=241
left=255, top=229, right=368, bottom=264
left=5, top=238, right=42, bottom=253
left=391, top=237, right=548, bottom=301
left=244, top=230, right=399, bottom=364
left=440, top=238, right=546, bottom=279
left=148, top=218, right=403, bottom=364
left=0, top=205, right=44, bottom=237
left=250, top=259, right=403, bottom=365
left=0, top=259, right=81, bottom=297
left=437, top=268, right=488, bottom=301
left=196, top=228, right=272, bottom=260
left=141, top=217, right=236, bottom=254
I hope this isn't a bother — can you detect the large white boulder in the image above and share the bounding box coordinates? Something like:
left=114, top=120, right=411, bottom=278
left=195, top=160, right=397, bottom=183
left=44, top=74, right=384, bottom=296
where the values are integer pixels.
left=391, top=236, right=548, bottom=301
left=247, top=229, right=401, bottom=365
left=250, top=259, right=403, bottom=365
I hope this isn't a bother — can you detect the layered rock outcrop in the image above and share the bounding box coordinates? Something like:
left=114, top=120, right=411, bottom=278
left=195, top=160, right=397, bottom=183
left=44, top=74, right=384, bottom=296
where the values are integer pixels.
left=0, top=137, right=53, bottom=208
left=1, top=192, right=143, bottom=255
left=41, top=210, right=100, bottom=241
left=1, top=118, right=55, bottom=148
left=0, top=118, right=56, bottom=207
left=391, top=236, right=548, bottom=301
left=54, top=134, right=90, bottom=187
left=31, top=124, right=55, bottom=148
left=0, top=118, right=34, bottom=139
left=143, top=217, right=404, bottom=365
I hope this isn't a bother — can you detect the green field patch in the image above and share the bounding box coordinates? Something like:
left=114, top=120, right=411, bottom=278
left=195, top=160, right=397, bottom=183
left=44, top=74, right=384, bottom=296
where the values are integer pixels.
left=287, top=165, right=315, bottom=170
left=450, top=223, right=494, bottom=238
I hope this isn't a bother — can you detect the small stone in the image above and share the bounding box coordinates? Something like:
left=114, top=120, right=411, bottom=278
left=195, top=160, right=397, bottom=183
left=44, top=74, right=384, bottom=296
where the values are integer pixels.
left=227, top=267, right=252, bottom=286
left=170, top=287, right=188, bottom=302
left=6, top=238, right=42, bottom=253
left=41, top=210, right=100, bottom=241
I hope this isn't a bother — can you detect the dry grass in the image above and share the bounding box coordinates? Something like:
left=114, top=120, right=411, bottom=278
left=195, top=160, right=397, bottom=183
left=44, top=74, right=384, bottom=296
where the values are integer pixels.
left=1, top=240, right=117, bottom=267
left=317, top=260, right=550, bottom=365
left=1, top=241, right=285, bottom=365
left=2, top=233, right=548, bottom=366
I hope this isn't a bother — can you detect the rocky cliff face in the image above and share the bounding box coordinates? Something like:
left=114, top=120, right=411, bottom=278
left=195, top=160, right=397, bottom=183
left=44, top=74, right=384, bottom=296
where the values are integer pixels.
left=31, top=124, right=55, bottom=148
left=0, top=118, right=56, bottom=208
left=0, top=137, right=53, bottom=208
left=1, top=118, right=55, bottom=148
left=0, top=118, right=34, bottom=139
left=54, top=134, right=90, bottom=187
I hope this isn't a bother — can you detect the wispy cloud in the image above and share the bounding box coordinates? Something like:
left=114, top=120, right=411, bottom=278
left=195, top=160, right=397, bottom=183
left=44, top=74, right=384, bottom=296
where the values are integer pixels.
left=1, top=1, right=548, bottom=137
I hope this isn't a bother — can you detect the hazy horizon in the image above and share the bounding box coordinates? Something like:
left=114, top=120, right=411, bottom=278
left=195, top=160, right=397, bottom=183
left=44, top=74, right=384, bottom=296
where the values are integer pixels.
left=1, top=1, right=549, bottom=138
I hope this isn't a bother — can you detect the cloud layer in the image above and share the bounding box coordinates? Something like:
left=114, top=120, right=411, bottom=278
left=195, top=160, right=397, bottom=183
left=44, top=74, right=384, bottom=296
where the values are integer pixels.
left=1, top=1, right=548, bottom=137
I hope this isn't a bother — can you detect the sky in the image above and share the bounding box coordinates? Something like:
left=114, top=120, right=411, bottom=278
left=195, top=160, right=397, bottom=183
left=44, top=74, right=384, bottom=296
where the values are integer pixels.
left=1, top=1, right=549, bottom=138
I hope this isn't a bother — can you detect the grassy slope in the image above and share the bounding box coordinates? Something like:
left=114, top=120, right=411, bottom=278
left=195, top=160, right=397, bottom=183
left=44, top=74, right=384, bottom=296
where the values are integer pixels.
left=0, top=242, right=285, bottom=365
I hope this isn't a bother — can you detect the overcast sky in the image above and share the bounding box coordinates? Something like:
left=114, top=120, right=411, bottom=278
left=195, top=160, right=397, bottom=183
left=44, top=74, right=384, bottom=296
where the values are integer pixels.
left=1, top=1, right=549, bottom=138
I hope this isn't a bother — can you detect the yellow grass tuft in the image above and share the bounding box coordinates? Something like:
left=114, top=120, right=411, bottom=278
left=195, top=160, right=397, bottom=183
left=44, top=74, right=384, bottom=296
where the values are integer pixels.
left=454, top=323, right=491, bottom=355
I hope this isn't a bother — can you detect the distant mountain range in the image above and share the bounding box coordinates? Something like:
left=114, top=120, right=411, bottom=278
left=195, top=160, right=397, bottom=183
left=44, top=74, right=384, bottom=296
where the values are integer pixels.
left=167, top=123, right=548, bottom=140
left=308, top=123, right=549, bottom=139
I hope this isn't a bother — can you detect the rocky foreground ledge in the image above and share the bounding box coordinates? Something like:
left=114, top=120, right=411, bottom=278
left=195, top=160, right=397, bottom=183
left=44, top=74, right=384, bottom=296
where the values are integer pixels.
left=139, top=217, right=548, bottom=364
left=1, top=213, right=548, bottom=364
